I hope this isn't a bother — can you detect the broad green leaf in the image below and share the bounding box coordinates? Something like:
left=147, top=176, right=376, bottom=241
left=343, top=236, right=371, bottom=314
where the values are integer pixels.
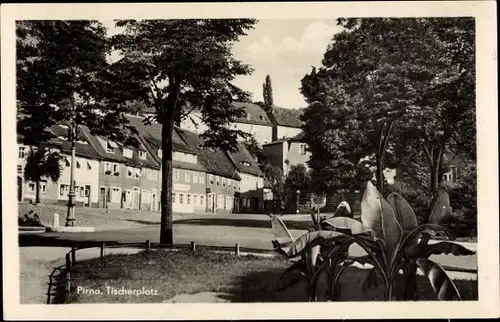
left=361, top=181, right=384, bottom=238
left=386, top=192, right=418, bottom=231
left=286, top=230, right=347, bottom=258
left=310, top=245, right=321, bottom=267
left=419, top=242, right=475, bottom=258
left=379, top=192, right=403, bottom=267
left=416, top=258, right=462, bottom=301
left=271, top=215, right=294, bottom=246
left=335, top=201, right=353, bottom=218
left=427, top=190, right=452, bottom=224
left=322, top=216, right=375, bottom=236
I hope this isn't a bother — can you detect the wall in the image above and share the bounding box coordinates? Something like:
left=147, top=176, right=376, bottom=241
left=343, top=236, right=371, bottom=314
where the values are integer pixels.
left=180, top=112, right=273, bottom=146
left=284, top=141, right=311, bottom=176
left=140, top=167, right=161, bottom=212
left=261, top=142, right=285, bottom=171
left=277, top=126, right=302, bottom=140
left=172, top=168, right=207, bottom=214
left=232, top=122, right=273, bottom=145
left=205, top=173, right=238, bottom=213
left=238, top=172, right=265, bottom=213
left=179, top=112, right=208, bottom=134
left=57, top=155, right=100, bottom=206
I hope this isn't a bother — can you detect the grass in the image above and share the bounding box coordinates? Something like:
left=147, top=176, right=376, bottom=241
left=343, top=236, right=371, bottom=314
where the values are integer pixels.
left=59, top=249, right=478, bottom=303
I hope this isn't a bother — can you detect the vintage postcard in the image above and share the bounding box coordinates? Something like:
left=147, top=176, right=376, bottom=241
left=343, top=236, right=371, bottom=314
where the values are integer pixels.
left=2, top=1, right=498, bottom=320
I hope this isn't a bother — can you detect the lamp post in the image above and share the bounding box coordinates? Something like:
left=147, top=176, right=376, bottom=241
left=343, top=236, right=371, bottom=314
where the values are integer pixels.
left=296, top=189, right=300, bottom=214
left=65, top=99, right=77, bottom=226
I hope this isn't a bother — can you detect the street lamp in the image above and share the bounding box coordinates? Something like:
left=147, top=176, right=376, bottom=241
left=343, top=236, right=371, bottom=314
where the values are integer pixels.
left=65, top=98, right=77, bottom=226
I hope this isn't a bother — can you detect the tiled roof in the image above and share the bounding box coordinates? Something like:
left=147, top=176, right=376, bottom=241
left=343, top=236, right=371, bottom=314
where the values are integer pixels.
left=227, top=143, right=263, bottom=177
left=271, top=106, right=303, bottom=128
left=126, top=115, right=194, bottom=154
left=176, top=127, right=241, bottom=180
left=232, top=102, right=273, bottom=126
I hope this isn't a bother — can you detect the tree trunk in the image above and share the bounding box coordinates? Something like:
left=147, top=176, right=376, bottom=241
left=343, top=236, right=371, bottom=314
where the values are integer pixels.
left=429, top=146, right=444, bottom=196
left=35, top=180, right=40, bottom=204
left=376, top=151, right=385, bottom=196
left=159, top=123, right=174, bottom=245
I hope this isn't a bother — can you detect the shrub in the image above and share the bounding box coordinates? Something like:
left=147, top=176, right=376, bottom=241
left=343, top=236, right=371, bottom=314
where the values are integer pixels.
left=18, top=210, right=44, bottom=227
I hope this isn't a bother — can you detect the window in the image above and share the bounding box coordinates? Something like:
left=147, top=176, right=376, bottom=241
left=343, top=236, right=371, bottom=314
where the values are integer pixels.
left=87, top=162, right=92, bottom=170
left=299, top=144, right=307, bottom=155
left=193, top=173, right=198, bottom=184
left=174, top=169, right=180, bottom=181
left=127, top=167, right=133, bottom=178
left=173, top=193, right=176, bottom=203
left=28, top=182, right=35, bottom=192
left=60, top=184, right=69, bottom=196
left=18, top=146, right=26, bottom=159
left=123, top=148, right=133, bottom=158
left=152, top=171, right=157, bottom=181
left=139, top=150, right=147, bottom=160
left=209, top=174, right=214, bottom=183
left=17, top=165, right=22, bottom=173
left=110, top=187, right=121, bottom=202
left=187, top=194, right=191, bottom=204
left=199, top=174, right=205, bottom=183
left=222, top=177, right=226, bottom=186
left=85, top=187, right=90, bottom=197
left=185, top=172, right=190, bottom=183
left=40, top=182, right=47, bottom=193
left=76, top=161, right=81, bottom=169
left=113, top=164, right=119, bottom=172
left=194, top=195, right=198, bottom=205
left=216, top=176, right=220, bottom=185
left=135, top=169, right=141, bottom=179
left=106, top=141, right=117, bottom=153
left=179, top=194, right=184, bottom=204
left=75, top=186, right=79, bottom=194
left=80, top=187, right=85, bottom=197
left=200, top=195, right=204, bottom=206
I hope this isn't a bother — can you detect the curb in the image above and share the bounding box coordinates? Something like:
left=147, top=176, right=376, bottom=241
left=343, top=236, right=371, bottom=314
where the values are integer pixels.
left=46, top=226, right=95, bottom=233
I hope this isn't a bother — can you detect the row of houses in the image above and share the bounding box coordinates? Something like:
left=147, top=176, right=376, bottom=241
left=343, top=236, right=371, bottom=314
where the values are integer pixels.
left=17, top=111, right=271, bottom=214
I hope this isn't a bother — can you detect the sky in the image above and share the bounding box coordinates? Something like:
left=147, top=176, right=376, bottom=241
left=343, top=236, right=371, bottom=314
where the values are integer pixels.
left=102, top=19, right=343, bottom=109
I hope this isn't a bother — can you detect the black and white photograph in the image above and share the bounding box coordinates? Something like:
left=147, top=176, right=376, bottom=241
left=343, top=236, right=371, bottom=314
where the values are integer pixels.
left=2, top=1, right=498, bottom=320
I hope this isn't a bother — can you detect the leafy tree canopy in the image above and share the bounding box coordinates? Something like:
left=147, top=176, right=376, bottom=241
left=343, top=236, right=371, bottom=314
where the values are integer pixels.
left=16, top=20, right=137, bottom=147
left=300, top=18, right=475, bottom=194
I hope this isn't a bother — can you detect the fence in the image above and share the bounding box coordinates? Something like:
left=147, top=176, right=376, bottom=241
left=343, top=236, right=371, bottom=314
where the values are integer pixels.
left=46, top=240, right=276, bottom=304
left=48, top=239, right=478, bottom=304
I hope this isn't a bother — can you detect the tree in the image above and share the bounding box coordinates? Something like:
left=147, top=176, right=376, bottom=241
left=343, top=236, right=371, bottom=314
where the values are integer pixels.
left=23, top=146, right=62, bottom=204
left=262, top=74, right=274, bottom=112
left=16, top=20, right=137, bottom=148
left=261, top=163, right=285, bottom=205
left=244, top=135, right=263, bottom=161
left=110, top=19, right=257, bottom=244
left=285, top=164, right=310, bottom=193
left=300, top=18, right=475, bottom=196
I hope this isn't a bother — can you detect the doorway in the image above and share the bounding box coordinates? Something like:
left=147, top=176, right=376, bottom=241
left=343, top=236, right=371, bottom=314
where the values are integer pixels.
left=100, top=187, right=106, bottom=208
left=17, top=177, right=23, bottom=202
left=85, top=185, right=91, bottom=207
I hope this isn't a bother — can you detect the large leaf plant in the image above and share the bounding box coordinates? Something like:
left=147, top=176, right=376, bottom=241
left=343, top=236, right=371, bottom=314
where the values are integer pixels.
left=271, top=181, right=475, bottom=301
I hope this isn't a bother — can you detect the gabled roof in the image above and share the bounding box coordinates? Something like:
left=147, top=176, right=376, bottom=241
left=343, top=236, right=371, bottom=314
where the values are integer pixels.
left=232, top=102, right=273, bottom=126
left=126, top=115, right=194, bottom=154
left=271, top=106, right=303, bottom=128
left=82, top=125, right=159, bottom=169
left=227, top=143, right=263, bottom=177
left=176, top=127, right=241, bottom=180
